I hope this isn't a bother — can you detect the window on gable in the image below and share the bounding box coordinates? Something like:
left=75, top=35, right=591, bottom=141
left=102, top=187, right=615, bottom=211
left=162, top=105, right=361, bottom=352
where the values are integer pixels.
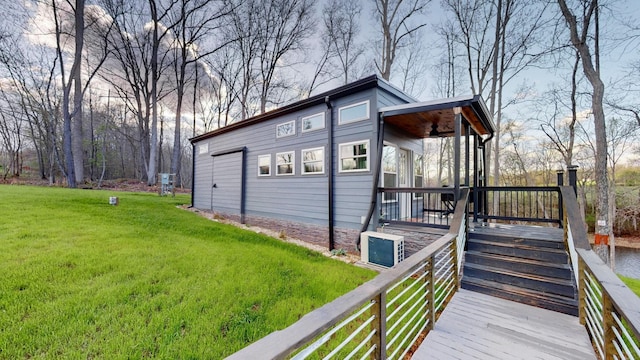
left=276, top=151, right=295, bottom=175
left=301, top=113, right=325, bottom=133
left=258, top=154, right=271, bottom=176
left=301, top=147, right=324, bottom=174
left=339, top=100, right=369, bottom=124
left=276, top=120, right=295, bottom=138
left=339, top=140, right=369, bottom=172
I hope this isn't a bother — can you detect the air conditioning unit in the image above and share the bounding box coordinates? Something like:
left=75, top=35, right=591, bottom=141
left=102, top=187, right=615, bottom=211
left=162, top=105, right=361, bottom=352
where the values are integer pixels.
left=360, top=231, right=405, bottom=268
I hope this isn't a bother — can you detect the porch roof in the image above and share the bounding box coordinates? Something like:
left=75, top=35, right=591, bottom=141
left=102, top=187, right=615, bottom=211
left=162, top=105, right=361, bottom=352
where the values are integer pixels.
left=379, top=94, right=495, bottom=139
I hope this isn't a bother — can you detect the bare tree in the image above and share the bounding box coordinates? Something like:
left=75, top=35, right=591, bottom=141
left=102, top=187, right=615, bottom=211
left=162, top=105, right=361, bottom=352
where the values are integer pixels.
left=557, top=0, right=610, bottom=262
left=98, top=0, right=175, bottom=185
left=374, top=0, right=430, bottom=81
left=325, top=0, right=364, bottom=85
left=539, top=50, right=582, bottom=170
left=256, top=0, right=315, bottom=113
left=51, top=0, right=84, bottom=187
left=442, top=0, right=551, bottom=187
left=166, top=0, right=228, bottom=186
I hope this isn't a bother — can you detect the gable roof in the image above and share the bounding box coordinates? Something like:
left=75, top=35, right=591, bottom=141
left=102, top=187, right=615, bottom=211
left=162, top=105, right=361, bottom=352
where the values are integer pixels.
left=190, top=75, right=414, bottom=144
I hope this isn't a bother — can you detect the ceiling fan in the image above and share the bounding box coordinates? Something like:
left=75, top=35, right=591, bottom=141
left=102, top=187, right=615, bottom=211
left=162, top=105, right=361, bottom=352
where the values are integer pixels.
left=429, top=123, right=454, bottom=138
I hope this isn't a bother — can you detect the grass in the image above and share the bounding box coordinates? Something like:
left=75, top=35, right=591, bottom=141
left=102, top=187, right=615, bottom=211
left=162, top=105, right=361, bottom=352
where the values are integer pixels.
left=0, top=185, right=376, bottom=359
left=620, top=275, right=640, bottom=297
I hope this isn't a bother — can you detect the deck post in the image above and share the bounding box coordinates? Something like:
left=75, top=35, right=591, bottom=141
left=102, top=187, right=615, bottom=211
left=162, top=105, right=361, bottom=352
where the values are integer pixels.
left=602, top=293, right=615, bottom=360
left=557, top=169, right=564, bottom=186
left=451, top=239, right=460, bottom=290
left=453, top=109, right=461, bottom=201
left=372, top=292, right=387, bottom=359
left=428, top=256, right=436, bottom=330
left=578, top=257, right=587, bottom=326
left=568, top=165, right=578, bottom=196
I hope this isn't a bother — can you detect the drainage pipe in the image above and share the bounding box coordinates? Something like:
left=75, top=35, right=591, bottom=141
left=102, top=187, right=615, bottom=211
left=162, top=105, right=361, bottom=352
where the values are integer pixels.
left=357, top=112, right=385, bottom=250
left=325, top=96, right=335, bottom=250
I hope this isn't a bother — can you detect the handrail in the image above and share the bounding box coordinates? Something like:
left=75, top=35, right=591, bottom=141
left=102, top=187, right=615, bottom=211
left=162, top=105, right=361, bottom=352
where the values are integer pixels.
left=473, top=186, right=562, bottom=226
left=226, top=189, right=470, bottom=359
left=561, top=186, right=640, bottom=359
left=378, top=187, right=459, bottom=229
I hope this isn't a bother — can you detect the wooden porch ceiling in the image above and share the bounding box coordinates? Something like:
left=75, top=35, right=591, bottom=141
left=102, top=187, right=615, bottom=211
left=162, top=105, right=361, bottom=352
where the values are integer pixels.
left=379, top=95, right=495, bottom=139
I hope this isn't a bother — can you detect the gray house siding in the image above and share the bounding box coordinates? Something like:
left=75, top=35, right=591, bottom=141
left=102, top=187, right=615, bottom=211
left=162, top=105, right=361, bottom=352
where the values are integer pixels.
left=195, top=102, right=333, bottom=227
left=331, top=90, right=377, bottom=231
left=190, top=76, right=417, bottom=251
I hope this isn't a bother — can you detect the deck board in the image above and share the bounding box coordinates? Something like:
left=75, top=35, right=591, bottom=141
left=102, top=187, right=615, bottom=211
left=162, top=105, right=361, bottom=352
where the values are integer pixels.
left=469, top=223, right=565, bottom=241
left=412, top=289, right=596, bottom=360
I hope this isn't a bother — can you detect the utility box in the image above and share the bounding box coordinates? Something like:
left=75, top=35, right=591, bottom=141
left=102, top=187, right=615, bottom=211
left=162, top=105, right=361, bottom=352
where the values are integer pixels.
left=158, top=173, right=175, bottom=197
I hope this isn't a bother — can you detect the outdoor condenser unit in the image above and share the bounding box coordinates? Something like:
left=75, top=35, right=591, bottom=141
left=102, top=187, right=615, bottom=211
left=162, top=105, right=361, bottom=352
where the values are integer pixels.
left=360, top=231, right=405, bottom=268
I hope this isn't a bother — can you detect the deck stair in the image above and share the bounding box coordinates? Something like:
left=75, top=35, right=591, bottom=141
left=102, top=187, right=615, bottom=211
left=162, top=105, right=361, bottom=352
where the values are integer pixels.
left=461, top=224, right=578, bottom=316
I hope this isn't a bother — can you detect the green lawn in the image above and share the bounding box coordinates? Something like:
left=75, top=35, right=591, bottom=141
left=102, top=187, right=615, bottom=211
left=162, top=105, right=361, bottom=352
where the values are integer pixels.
left=620, top=275, right=640, bottom=297
left=0, top=185, right=375, bottom=359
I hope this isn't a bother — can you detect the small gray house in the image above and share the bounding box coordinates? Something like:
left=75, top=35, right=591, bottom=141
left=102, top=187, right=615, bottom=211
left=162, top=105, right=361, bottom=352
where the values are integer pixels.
left=190, top=75, right=494, bottom=253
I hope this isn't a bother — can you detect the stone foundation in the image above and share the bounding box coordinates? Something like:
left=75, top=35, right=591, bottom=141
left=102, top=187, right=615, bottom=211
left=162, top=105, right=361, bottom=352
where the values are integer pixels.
left=209, top=211, right=361, bottom=254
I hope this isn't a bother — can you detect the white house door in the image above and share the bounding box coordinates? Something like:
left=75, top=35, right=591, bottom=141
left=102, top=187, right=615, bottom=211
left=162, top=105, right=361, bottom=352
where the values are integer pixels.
left=398, top=148, right=411, bottom=220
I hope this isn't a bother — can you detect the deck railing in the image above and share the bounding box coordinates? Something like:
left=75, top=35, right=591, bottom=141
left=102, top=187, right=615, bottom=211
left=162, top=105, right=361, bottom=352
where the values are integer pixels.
left=226, top=190, right=469, bottom=360
left=473, top=186, right=563, bottom=226
left=561, top=187, right=640, bottom=360
left=378, top=187, right=458, bottom=228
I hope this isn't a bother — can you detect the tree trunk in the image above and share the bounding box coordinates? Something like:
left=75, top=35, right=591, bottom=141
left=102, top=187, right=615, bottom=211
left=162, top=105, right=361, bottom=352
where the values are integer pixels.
left=147, top=0, right=159, bottom=186
left=557, top=0, right=610, bottom=261
left=72, top=0, right=85, bottom=185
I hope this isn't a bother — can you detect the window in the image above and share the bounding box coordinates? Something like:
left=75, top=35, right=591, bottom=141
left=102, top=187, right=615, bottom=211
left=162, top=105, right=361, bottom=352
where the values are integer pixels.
left=301, top=147, right=324, bottom=174
left=276, top=151, right=295, bottom=175
left=198, top=143, right=209, bottom=155
left=339, top=140, right=369, bottom=172
left=258, top=154, right=271, bottom=176
left=276, top=120, right=295, bottom=138
left=301, top=113, right=325, bottom=133
left=339, top=100, right=369, bottom=124
left=382, top=145, right=397, bottom=202
left=414, top=154, right=424, bottom=199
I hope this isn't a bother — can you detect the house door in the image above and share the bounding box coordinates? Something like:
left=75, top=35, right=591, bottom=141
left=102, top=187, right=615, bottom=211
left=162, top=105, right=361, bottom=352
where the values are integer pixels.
left=398, top=148, right=411, bottom=220
left=211, top=152, right=242, bottom=216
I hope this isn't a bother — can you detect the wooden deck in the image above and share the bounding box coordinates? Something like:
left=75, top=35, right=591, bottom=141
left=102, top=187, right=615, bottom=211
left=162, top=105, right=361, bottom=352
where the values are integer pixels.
left=412, top=289, right=596, bottom=360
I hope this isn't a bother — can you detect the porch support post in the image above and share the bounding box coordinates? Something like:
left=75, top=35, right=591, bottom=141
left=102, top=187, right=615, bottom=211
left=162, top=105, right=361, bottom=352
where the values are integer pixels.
left=464, top=123, right=470, bottom=187
left=453, top=108, right=462, bottom=200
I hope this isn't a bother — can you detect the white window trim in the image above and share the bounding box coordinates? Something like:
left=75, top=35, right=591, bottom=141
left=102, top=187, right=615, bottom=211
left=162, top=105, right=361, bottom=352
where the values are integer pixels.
left=339, top=100, right=370, bottom=125
left=339, top=139, right=370, bottom=173
left=258, top=154, right=271, bottom=177
left=301, top=147, right=325, bottom=175
left=276, top=151, right=295, bottom=176
left=276, top=120, right=296, bottom=138
left=301, top=112, right=325, bottom=133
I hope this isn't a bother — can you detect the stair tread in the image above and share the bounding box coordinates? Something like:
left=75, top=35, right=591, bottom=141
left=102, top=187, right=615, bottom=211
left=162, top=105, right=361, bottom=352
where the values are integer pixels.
left=469, top=224, right=564, bottom=241
left=465, top=250, right=571, bottom=269
left=468, top=238, right=567, bottom=253
left=464, top=262, right=575, bottom=287
left=461, top=276, right=578, bottom=306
